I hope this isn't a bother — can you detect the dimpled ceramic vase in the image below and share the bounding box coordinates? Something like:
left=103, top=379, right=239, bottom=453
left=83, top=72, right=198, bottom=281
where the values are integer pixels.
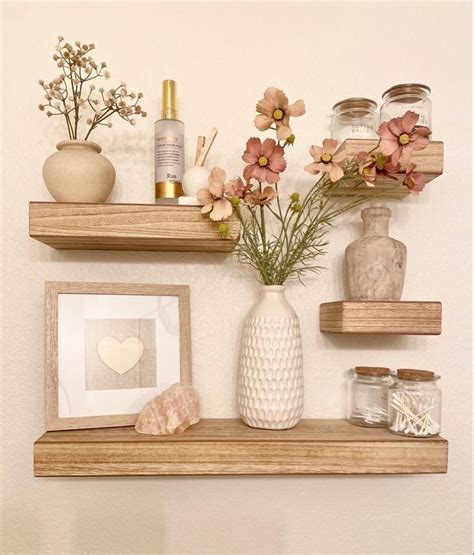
left=238, top=285, right=304, bottom=430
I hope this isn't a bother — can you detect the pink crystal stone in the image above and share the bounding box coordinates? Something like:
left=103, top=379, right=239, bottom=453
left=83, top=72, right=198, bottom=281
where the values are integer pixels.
left=135, top=383, right=200, bottom=435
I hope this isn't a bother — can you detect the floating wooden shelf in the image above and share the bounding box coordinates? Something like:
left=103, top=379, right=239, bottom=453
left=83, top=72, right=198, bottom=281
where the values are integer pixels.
left=320, top=301, right=442, bottom=335
left=34, top=418, right=447, bottom=477
left=329, top=139, right=444, bottom=198
left=29, top=202, right=240, bottom=253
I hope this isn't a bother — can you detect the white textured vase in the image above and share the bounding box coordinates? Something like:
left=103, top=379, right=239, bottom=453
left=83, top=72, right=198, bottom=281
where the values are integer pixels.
left=238, top=285, right=304, bottom=430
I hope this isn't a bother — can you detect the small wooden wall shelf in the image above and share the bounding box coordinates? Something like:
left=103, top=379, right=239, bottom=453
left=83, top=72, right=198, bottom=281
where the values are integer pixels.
left=329, top=139, right=444, bottom=198
left=29, top=202, right=240, bottom=253
left=34, top=418, right=447, bottom=477
left=320, top=301, right=442, bottom=335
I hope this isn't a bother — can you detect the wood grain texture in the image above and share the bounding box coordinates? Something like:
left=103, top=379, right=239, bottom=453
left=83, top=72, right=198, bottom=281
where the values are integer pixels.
left=34, top=418, right=448, bottom=476
left=319, top=301, right=442, bottom=335
left=328, top=140, right=444, bottom=198
left=29, top=202, right=240, bottom=252
left=45, top=282, right=192, bottom=431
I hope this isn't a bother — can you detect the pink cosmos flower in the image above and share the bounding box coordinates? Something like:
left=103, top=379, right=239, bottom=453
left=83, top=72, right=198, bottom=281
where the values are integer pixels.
left=304, top=139, right=346, bottom=182
left=224, top=176, right=248, bottom=199
left=356, top=151, right=400, bottom=186
left=245, top=186, right=277, bottom=206
left=242, top=137, right=286, bottom=184
left=255, top=87, right=305, bottom=140
left=403, top=163, right=425, bottom=194
left=377, top=111, right=430, bottom=167
left=196, top=167, right=233, bottom=221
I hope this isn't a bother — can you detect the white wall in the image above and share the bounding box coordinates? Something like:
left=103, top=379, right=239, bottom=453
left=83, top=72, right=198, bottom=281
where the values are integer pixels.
left=1, top=1, right=472, bottom=553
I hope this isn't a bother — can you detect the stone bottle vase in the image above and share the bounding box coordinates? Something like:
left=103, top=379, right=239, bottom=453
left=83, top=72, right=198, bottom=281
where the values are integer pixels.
left=42, top=140, right=116, bottom=202
left=345, top=206, right=407, bottom=301
left=238, top=285, right=304, bottom=430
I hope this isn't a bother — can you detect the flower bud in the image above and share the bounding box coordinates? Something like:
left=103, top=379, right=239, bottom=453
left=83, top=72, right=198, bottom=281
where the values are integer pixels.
left=230, top=196, right=241, bottom=206
left=291, top=202, right=302, bottom=213
left=285, top=134, right=296, bottom=146
left=218, top=223, right=229, bottom=237
left=290, top=192, right=299, bottom=202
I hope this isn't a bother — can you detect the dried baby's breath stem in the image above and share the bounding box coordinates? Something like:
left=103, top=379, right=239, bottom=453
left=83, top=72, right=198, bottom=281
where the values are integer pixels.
left=38, top=36, right=147, bottom=140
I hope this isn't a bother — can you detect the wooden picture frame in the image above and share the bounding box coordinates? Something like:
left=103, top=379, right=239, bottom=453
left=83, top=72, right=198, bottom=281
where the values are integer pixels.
left=45, top=282, right=191, bottom=431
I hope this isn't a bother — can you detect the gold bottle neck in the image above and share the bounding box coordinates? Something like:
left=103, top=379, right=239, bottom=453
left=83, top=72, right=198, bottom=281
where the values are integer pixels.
left=161, top=79, right=178, bottom=120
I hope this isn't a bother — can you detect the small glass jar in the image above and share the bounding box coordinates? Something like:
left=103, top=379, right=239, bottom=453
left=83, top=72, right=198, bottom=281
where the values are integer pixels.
left=331, top=98, right=378, bottom=142
left=380, top=83, right=432, bottom=133
left=388, top=369, right=441, bottom=437
left=348, top=367, right=392, bottom=427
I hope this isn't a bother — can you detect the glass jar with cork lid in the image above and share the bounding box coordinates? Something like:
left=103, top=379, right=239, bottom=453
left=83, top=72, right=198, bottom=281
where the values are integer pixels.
left=331, top=97, right=378, bottom=142
left=348, top=366, right=392, bottom=428
left=388, top=369, right=441, bottom=437
left=380, top=83, right=432, bottom=134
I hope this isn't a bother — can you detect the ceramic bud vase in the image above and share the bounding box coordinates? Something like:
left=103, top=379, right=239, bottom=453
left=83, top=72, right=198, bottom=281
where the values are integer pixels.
left=42, top=140, right=116, bottom=203
left=238, top=285, right=304, bottom=430
left=345, top=206, right=407, bottom=301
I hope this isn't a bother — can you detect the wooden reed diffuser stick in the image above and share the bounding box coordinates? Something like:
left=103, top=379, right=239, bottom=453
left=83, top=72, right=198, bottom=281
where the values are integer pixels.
left=196, top=127, right=218, bottom=167
left=194, top=136, right=205, bottom=165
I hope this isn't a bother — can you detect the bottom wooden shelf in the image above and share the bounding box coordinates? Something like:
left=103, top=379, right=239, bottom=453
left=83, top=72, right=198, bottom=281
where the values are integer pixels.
left=34, top=418, right=448, bottom=476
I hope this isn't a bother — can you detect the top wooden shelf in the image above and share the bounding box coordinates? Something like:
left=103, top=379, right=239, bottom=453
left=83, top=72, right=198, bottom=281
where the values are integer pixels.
left=330, top=139, right=444, bottom=198
left=29, top=202, right=240, bottom=253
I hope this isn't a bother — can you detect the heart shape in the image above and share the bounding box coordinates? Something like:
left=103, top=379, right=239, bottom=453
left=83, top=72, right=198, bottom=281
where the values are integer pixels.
left=97, top=336, right=144, bottom=375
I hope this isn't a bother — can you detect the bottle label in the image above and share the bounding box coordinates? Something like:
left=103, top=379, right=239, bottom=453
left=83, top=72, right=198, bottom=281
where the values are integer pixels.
left=154, top=132, right=184, bottom=189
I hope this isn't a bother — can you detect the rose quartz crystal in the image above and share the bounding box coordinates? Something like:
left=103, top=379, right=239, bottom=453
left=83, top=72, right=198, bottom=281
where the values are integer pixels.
left=135, top=383, right=200, bottom=435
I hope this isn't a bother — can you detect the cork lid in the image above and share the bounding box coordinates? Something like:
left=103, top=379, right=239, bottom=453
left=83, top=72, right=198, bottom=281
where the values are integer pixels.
left=355, top=366, right=390, bottom=377
left=382, top=83, right=431, bottom=99
left=397, top=369, right=438, bottom=381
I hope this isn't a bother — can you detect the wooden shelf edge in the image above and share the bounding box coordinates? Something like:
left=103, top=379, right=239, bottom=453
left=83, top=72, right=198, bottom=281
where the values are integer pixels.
left=327, top=139, right=444, bottom=198
left=319, top=301, right=442, bottom=335
left=28, top=202, right=240, bottom=253
left=34, top=418, right=448, bottom=477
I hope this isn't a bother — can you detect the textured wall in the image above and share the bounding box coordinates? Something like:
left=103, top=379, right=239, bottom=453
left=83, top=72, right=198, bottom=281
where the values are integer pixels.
left=1, top=1, right=472, bottom=553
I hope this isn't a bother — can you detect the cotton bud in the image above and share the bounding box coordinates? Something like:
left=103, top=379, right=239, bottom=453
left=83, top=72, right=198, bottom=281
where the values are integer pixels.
left=57, top=60, right=65, bottom=67
left=39, top=80, right=44, bottom=86
left=106, top=122, right=112, bottom=128
left=46, top=111, right=52, bottom=117
left=53, top=54, right=59, bottom=61
left=57, top=35, right=64, bottom=42
left=90, top=84, right=95, bottom=90
left=103, top=70, right=110, bottom=79
left=137, top=92, right=143, bottom=99
left=86, top=118, right=93, bottom=125
left=141, top=112, right=147, bottom=117
left=130, top=119, right=136, bottom=126
left=89, top=43, right=95, bottom=49
left=98, top=87, right=104, bottom=93
left=100, top=61, right=107, bottom=68
left=38, top=104, right=45, bottom=111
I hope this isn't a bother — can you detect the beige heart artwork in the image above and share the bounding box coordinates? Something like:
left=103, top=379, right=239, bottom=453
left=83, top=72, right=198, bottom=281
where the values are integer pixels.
left=97, top=336, right=144, bottom=375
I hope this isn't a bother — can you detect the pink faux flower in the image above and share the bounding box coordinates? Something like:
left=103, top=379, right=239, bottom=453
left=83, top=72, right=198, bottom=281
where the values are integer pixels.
left=245, top=186, right=277, bottom=206
left=356, top=151, right=400, bottom=186
left=225, top=176, right=248, bottom=199
left=377, top=111, right=430, bottom=167
left=242, top=137, right=286, bottom=184
left=304, top=139, right=346, bottom=182
left=196, top=167, right=233, bottom=221
left=403, top=162, right=425, bottom=193
left=255, top=87, right=305, bottom=140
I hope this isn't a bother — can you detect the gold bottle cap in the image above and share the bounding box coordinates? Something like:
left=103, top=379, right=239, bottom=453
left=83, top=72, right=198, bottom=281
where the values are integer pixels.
left=161, top=79, right=177, bottom=119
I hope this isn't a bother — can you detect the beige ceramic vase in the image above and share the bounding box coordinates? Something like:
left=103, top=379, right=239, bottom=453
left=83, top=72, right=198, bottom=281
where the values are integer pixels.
left=42, top=140, right=115, bottom=203
left=345, top=206, right=407, bottom=301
